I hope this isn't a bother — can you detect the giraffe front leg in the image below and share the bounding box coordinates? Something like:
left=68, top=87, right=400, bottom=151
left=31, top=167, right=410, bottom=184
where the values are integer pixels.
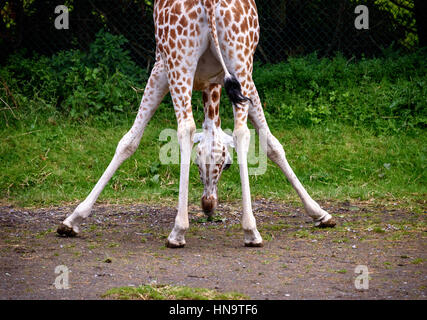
left=57, top=58, right=169, bottom=236
left=166, top=120, right=196, bottom=248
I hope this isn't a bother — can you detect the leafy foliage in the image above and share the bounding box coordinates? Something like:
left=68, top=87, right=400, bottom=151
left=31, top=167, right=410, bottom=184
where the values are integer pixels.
left=1, top=31, right=426, bottom=135
left=0, top=28, right=425, bottom=137
left=251, top=50, right=427, bottom=133
left=0, top=30, right=148, bottom=123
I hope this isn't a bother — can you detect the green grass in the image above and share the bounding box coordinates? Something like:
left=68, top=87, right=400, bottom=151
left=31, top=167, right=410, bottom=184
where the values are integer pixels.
left=102, top=284, right=249, bottom=300
left=411, top=258, right=424, bottom=265
left=335, top=269, right=348, bottom=274
left=1, top=48, right=426, bottom=208
left=0, top=114, right=425, bottom=207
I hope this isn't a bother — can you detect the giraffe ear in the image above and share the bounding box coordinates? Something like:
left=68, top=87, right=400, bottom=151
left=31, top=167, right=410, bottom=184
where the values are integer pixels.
left=221, top=129, right=235, bottom=149
left=193, top=132, right=204, bottom=144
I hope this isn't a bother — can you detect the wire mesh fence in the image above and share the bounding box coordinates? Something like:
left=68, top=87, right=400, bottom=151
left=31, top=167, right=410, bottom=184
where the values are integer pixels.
left=0, top=0, right=420, bottom=66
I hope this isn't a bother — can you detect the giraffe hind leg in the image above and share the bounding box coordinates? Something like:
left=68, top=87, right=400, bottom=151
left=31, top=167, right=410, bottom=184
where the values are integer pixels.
left=247, top=85, right=336, bottom=228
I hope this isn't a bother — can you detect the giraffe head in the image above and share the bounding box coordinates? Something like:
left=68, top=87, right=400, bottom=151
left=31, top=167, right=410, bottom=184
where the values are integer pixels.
left=193, top=127, right=234, bottom=216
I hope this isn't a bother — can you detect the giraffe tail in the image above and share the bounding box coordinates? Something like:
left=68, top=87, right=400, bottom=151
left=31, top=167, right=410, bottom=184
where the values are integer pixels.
left=224, top=75, right=251, bottom=105
left=205, top=1, right=251, bottom=106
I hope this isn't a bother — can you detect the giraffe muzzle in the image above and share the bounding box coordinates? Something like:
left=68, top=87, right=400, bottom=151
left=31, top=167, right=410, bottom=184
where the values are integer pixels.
left=201, top=195, right=217, bottom=217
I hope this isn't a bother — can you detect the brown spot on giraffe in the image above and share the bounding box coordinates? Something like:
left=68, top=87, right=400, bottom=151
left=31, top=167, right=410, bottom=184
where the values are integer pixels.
left=179, top=15, right=188, bottom=28
left=232, top=2, right=243, bottom=23
left=224, top=10, right=231, bottom=26
left=171, top=2, right=182, bottom=15
left=184, top=0, right=198, bottom=11
left=212, top=90, right=220, bottom=103
left=170, top=28, right=177, bottom=40
left=188, top=10, right=198, bottom=20
left=241, top=17, right=249, bottom=33
left=208, top=106, right=215, bottom=119
left=169, top=14, right=179, bottom=25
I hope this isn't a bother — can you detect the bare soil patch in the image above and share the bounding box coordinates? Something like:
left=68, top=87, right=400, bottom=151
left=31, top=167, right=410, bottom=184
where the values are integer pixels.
left=0, top=200, right=426, bottom=299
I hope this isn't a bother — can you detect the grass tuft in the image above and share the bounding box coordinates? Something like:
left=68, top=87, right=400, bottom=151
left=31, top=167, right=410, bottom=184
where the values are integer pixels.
left=102, top=284, right=249, bottom=300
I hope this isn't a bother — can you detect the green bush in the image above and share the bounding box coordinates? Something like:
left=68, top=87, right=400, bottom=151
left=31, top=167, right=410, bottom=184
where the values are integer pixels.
left=1, top=32, right=426, bottom=135
left=252, top=51, right=427, bottom=133
left=0, top=29, right=148, bottom=123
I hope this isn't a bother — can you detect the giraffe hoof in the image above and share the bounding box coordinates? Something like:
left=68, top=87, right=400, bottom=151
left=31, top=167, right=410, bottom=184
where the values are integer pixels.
left=317, top=218, right=337, bottom=228
left=244, top=241, right=264, bottom=248
left=57, top=224, right=78, bottom=237
left=166, top=240, right=186, bottom=249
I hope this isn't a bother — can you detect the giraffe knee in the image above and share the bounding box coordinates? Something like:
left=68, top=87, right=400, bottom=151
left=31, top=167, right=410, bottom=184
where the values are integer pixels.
left=116, top=131, right=140, bottom=159
left=267, top=135, right=285, bottom=162
left=177, top=121, right=196, bottom=144
left=233, top=126, right=250, bottom=153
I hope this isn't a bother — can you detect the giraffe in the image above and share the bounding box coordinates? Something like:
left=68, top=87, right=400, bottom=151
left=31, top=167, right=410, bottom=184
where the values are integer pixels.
left=57, top=0, right=336, bottom=248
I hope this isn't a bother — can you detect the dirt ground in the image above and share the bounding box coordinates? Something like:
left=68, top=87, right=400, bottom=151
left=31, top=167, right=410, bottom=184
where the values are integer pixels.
left=0, top=199, right=426, bottom=300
